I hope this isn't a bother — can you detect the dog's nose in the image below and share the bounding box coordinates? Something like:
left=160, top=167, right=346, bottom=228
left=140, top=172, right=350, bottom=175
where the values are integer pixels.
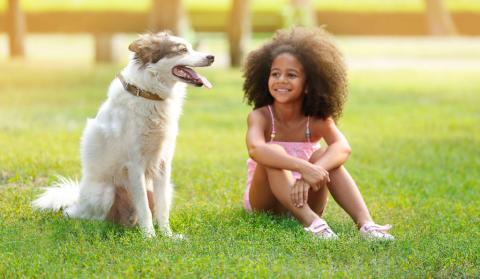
left=207, top=55, right=215, bottom=63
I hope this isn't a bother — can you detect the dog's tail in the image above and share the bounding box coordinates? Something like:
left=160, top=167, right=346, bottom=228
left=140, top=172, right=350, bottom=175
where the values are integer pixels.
left=31, top=176, right=80, bottom=212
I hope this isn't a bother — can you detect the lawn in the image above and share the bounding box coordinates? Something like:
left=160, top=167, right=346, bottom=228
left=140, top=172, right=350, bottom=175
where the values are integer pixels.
left=0, top=36, right=479, bottom=277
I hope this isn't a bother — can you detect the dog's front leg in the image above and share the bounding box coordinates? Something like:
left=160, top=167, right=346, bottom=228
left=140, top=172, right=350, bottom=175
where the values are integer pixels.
left=153, top=160, right=184, bottom=240
left=128, top=165, right=155, bottom=237
left=152, top=161, right=173, bottom=235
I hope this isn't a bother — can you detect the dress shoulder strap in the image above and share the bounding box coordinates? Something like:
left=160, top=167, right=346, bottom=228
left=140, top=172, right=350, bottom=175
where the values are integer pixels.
left=305, top=116, right=311, bottom=142
left=267, top=105, right=276, bottom=142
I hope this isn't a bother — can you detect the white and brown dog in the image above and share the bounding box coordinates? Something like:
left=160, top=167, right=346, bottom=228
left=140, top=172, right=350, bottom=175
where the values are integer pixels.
left=32, top=32, right=214, bottom=237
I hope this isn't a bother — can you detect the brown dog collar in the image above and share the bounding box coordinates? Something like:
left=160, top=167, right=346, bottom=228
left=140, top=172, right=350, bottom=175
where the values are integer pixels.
left=117, top=74, right=165, bottom=101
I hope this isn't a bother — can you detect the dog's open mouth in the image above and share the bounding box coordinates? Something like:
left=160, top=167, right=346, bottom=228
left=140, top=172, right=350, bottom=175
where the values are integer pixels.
left=172, top=66, right=212, bottom=89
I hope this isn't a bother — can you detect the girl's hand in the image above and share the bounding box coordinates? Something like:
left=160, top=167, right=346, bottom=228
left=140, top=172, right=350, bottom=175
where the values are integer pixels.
left=291, top=179, right=310, bottom=208
left=299, top=162, right=330, bottom=191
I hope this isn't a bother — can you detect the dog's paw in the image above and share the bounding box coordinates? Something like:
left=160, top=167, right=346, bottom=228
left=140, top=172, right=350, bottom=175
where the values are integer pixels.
left=142, top=227, right=157, bottom=238
left=158, top=225, right=186, bottom=241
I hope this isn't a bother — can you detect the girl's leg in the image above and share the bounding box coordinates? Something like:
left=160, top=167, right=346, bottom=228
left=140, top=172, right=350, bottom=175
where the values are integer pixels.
left=327, top=166, right=373, bottom=228
left=249, top=147, right=320, bottom=226
left=307, top=186, right=329, bottom=217
left=309, top=148, right=373, bottom=228
left=307, top=148, right=329, bottom=216
left=248, top=164, right=286, bottom=214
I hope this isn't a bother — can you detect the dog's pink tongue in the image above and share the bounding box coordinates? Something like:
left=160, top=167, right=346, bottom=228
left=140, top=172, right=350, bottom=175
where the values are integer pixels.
left=182, top=67, right=212, bottom=89
left=200, top=75, right=212, bottom=89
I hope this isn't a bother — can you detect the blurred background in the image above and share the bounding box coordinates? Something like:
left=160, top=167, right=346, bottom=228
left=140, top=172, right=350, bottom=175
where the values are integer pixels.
left=0, top=0, right=479, bottom=184
left=1, top=0, right=480, bottom=69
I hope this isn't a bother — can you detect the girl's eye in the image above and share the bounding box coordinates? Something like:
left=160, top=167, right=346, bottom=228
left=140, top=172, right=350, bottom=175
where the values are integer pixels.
left=271, top=72, right=280, bottom=78
left=288, top=73, right=297, bottom=78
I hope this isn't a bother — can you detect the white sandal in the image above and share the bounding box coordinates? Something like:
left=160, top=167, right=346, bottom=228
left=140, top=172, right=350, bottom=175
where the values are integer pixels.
left=359, top=222, right=394, bottom=241
left=304, top=217, right=339, bottom=240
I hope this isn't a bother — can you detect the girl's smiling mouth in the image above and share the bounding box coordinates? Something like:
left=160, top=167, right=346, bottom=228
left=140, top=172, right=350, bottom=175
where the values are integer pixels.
left=273, top=88, right=291, bottom=93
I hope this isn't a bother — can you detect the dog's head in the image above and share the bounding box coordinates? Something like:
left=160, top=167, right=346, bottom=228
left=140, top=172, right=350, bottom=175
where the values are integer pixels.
left=128, top=32, right=214, bottom=88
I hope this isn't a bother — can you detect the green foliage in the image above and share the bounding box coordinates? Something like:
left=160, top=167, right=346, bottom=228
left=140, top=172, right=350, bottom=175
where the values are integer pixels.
left=0, top=45, right=479, bottom=277
left=0, top=0, right=479, bottom=12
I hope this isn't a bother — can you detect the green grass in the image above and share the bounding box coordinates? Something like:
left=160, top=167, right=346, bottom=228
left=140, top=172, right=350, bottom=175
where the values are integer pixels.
left=0, top=0, right=479, bottom=12
left=1, top=39, right=479, bottom=277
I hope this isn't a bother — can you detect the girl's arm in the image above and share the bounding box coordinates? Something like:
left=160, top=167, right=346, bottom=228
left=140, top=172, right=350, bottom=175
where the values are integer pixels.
left=313, top=118, right=352, bottom=171
left=246, top=110, right=310, bottom=172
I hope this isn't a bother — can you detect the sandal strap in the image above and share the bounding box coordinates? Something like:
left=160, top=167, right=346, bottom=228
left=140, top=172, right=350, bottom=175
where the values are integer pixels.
left=305, top=218, right=332, bottom=234
left=362, top=223, right=392, bottom=233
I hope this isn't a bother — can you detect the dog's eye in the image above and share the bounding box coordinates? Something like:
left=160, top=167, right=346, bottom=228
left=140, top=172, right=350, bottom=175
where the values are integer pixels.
left=178, top=46, right=188, bottom=53
left=172, top=44, right=188, bottom=54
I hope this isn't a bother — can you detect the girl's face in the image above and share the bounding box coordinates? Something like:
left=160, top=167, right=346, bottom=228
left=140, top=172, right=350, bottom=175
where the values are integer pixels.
left=268, top=52, right=306, bottom=104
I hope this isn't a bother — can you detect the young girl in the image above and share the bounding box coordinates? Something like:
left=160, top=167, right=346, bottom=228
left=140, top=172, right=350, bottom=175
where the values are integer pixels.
left=243, top=27, right=394, bottom=240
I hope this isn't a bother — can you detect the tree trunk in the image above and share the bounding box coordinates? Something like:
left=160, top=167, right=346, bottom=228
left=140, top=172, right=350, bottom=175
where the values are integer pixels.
left=289, top=0, right=317, bottom=27
left=424, top=0, right=457, bottom=36
left=94, top=33, right=115, bottom=63
left=150, top=0, right=188, bottom=36
left=7, top=0, right=25, bottom=57
left=228, top=0, right=251, bottom=67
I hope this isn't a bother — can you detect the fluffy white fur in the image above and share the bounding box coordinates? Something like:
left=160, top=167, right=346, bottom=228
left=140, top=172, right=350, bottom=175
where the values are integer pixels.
left=32, top=33, right=214, bottom=237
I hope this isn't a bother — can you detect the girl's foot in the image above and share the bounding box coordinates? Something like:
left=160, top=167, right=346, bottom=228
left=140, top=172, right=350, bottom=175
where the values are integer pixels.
left=304, top=217, right=338, bottom=240
left=359, top=222, right=394, bottom=240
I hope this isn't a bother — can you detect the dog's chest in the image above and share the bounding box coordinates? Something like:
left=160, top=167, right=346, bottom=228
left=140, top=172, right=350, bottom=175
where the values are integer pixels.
left=134, top=102, right=179, bottom=154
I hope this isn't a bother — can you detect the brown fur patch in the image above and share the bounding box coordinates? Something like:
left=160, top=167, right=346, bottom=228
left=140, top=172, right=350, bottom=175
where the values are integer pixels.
left=106, top=187, right=156, bottom=227
left=128, top=33, right=187, bottom=66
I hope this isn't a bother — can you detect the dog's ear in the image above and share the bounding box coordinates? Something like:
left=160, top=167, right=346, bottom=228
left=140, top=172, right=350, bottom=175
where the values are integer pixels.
left=129, top=33, right=156, bottom=53
left=128, top=33, right=176, bottom=65
left=128, top=37, right=145, bottom=53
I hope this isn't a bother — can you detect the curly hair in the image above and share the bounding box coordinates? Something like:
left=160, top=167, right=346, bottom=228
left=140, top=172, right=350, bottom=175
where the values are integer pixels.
left=243, top=27, right=347, bottom=121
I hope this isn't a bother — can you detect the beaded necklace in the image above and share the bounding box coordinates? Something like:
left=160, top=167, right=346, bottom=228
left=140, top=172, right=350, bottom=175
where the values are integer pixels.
left=267, top=105, right=311, bottom=142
